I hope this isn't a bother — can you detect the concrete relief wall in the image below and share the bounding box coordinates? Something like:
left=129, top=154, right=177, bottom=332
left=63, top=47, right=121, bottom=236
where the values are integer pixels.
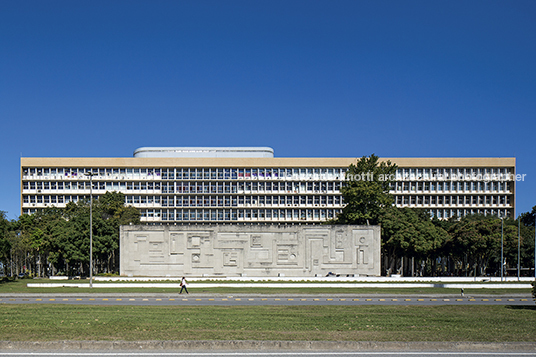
left=120, top=225, right=380, bottom=277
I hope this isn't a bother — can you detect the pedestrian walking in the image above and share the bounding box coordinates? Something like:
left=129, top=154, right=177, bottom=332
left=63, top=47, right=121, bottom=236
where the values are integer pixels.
left=179, top=276, right=189, bottom=294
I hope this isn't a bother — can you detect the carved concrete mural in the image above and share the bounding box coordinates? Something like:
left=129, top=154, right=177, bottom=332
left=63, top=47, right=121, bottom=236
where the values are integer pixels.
left=120, top=224, right=380, bottom=277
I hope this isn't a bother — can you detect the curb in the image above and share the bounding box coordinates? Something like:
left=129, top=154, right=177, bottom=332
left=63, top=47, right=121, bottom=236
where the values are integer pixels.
left=0, top=292, right=533, bottom=298
left=0, top=340, right=535, bottom=352
left=25, top=282, right=535, bottom=289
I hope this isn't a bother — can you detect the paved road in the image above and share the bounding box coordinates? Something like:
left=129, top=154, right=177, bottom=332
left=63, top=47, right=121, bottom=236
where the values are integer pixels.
left=0, top=295, right=533, bottom=306
left=0, top=352, right=535, bottom=357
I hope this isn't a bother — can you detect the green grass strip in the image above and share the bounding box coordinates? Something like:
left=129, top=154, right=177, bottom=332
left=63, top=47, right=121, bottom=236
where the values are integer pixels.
left=0, top=304, right=534, bottom=342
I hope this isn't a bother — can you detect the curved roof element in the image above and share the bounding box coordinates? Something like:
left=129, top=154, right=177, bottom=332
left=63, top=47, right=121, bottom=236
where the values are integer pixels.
left=133, top=147, right=274, bottom=158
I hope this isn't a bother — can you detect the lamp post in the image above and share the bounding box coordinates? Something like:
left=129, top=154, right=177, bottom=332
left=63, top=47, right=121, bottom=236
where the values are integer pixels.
left=501, top=216, right=504, bottom=282
left=85, top=172, right=95, bottom=288
left=518, top=217, right=520, bottom=281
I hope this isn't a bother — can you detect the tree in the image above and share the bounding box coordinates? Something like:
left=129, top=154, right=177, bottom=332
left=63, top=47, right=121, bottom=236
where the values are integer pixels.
left=63, top=192, right=140, bottom=275
left=0, top=211, right=12, bottom=271
left=6, top=192, right=140, bottom=277
left=442, top=215, right=519, bottom=276
left=93, top=192, right=140, bottom=273
left=334, top=154, right=397, bottom=225
left=520, top=206, right=536, bottom=228
left=379, top=206, right=449, bottom=276
left=518, top=207, right=536, bottom=273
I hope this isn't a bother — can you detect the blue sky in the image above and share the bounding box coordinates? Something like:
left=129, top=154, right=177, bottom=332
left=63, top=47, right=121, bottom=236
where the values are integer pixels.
left=1, top=1, right=535, bottom=220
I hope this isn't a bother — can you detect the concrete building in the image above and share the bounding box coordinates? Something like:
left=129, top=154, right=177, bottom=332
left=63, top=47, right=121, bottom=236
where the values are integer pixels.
left=120, top=224, right=381, bottom=277
left=20, top=147, right=516, bottom=222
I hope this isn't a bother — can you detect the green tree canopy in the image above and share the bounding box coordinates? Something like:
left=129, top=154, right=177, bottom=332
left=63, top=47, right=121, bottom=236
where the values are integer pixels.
left=520, top=206, right=536, bottom=228
left=334, top=154, right=397, bottom=225
left=9, top=192, right=140, bottom=277
left=0, top=211, right=12, bottom=265
left=442, top=215, right=520, bottom=276
left=380, top=206, right=449, bottom=260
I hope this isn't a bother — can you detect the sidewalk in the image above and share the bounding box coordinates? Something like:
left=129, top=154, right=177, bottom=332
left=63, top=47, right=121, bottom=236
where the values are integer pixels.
left=1, top=340, right=536, bottom=352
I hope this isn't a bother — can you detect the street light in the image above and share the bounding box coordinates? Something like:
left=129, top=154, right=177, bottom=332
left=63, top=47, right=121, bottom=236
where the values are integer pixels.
left=501, top=216, right=504, bottom=282
left=85, top=172, right=95, bottom=288
left=518, top=217, right=520, bottom=282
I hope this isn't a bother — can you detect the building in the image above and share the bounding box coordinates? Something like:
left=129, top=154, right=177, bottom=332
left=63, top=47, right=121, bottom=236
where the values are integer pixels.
left=20, top=147, right=516, bottom=222
left=120, top=224, right=381, bottom=277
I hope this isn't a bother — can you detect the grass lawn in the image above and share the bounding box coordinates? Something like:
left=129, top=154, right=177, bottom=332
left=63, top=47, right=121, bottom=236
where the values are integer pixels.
left=0, top=304, right=534, bottom=342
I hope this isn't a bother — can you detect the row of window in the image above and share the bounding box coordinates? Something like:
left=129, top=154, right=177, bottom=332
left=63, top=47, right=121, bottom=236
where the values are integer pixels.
left=24, top=181, right=94, bottom=190
left=23, top=180, right=513, bottom=195
left=23, top=180, right=346, bottom=193
left=22, top=194, right=345, bottom=207
left=23, top=166, right=514, bottom=182
left=430, top=208, right=511, bottom=219
left=146, top=208, right=340, bottom=221
left=394, top=181, right=511, bottom=193
left=157, top=195, right=343, bottom=207
left=396, top=195, right=511, bottom=206
left=21, top=206, right=511, bottom=220
left=162, top=181, right=343, bottom=193
left=23, top=167, right=347, bottom=180
left=23, top=193, right=512, bottom=209
left=23, top=195, right=88, bottom=205
left=397, top=168, right=512, bottom=180
left=24, top=167, right=512, bottom=177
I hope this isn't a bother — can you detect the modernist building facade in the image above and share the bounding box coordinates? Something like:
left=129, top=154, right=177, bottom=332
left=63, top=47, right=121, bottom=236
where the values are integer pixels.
left=20, top=147, right=516, bottom=223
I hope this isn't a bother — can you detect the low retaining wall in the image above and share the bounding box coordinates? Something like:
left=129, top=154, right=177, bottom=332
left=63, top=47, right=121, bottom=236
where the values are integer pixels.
left=27, top=282, right=533, bottom=289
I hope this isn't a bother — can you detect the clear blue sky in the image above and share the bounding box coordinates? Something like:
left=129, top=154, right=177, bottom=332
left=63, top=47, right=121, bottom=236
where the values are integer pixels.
left=1, top=1, right=535, bottom=220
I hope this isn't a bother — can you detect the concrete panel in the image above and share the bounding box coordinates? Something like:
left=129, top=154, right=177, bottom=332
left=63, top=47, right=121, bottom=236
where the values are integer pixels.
left=120, top=224, right=380, bottom=277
